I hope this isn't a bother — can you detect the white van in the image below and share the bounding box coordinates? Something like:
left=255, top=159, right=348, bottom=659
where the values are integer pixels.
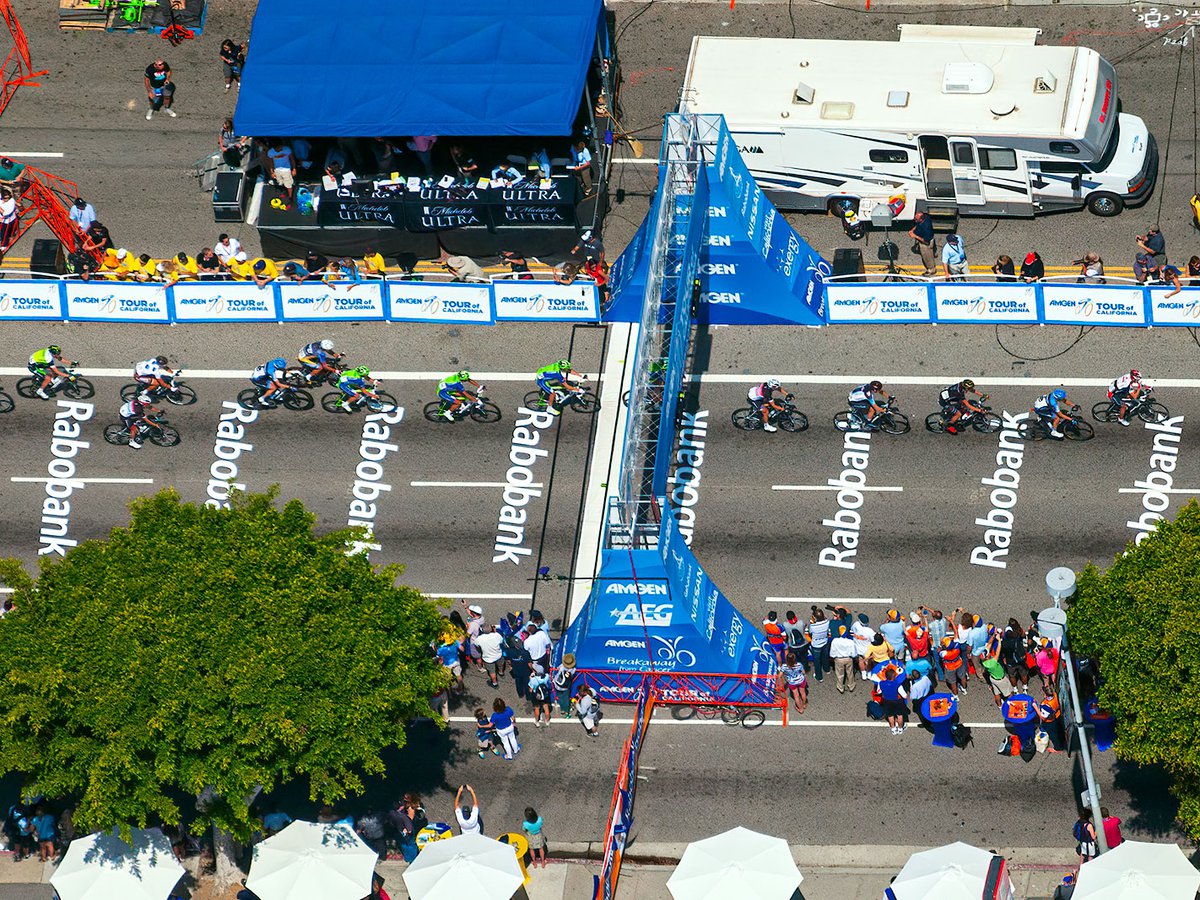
left=678, top=25, right=1157, bottom=220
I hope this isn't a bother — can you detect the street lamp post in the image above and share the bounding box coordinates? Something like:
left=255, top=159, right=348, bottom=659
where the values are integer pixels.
left=1040, top=566, right=1109, bottom=854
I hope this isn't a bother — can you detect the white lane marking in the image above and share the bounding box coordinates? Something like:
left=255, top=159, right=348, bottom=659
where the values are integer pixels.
left=615, top=158, right=660, bottom=165
left=570, top=322, right=637, bottom=624
left=773, top=484, right=903, bottom=492
left=693, top=375, right=1200, bottom=388
left=445, top=715, right=1005, bottom=729
left=766, top=597, right=895, bottom=605
left=0, top=368, right=601, bottom=382
left=411, top=481, right=506, bottom=488
left=424, top=592, right=533, bottom=600
left=10, top=476, right=154, bottom=484
left=0, top=152, right=64, bottom=158
left=1118, top=487, right=1200, bottom=494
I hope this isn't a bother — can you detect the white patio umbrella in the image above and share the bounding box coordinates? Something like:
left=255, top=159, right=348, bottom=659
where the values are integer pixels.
left=245, top=820, right=378, bottom=900
left=890, top=841, right=997, bottom=900
left=666, top=826, right=802, bottom=900
left=402, top=832, right=523, bottom=900
left=51, top=826, right=185, bottom=900
left=1074, top=840, right=1200, bottom=900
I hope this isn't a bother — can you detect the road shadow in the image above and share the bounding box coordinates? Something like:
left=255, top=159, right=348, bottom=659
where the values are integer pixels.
left=1110, top=757, right=1183, bottom=839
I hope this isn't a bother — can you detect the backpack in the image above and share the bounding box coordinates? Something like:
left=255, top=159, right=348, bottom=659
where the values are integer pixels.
left=411, top=807, right=428, bottom=835
left=950, top=721, right=973, bottom=749
left=866, top=700, right=885, bottom=721
left=532, top=680, right=551, bottom=703
left=1072, top=819, right=1087, bottom=841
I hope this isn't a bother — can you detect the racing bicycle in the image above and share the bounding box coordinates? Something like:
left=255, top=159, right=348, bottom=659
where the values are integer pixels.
left=523, top=384, right=600, bottom=415
left=16, top=369, right=95, bottom=401
left=236, top=383, right=314, bottom=411
left=833, top=397, right=910, bottom=435
left=120, top=370, right=198, bottom=406
left=925, top=396, right=1002, bottom=434
left=0, top=384, right=13, bottom=413
left=292, top=362, right=345, bottom=388
left=321, top=387, right=399, bottom=414
left=1092, top=387, right=1170, bottom=425
left=423, top=389, right=501, bottom=424
left=1018, top=406, right=1094, bottom=442
left=731, top=394, right=809, bottom=433
left=102, top=415, right=180, bottom=447
left=669, top=703, right=766, bottom=729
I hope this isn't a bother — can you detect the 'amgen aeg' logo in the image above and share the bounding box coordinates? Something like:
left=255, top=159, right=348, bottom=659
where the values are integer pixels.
left=1046, top=296, right=1137, bottom=318
left=72, top=293, right=120, bottom=314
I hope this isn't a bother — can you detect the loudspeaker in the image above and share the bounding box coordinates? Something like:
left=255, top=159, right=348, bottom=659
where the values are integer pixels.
left=30, top=239, right=65, bottom=279
left=832, top=247, right=865, bottom=282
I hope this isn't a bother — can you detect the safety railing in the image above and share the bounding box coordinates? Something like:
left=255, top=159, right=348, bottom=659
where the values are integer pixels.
left=575, top=668, right=783, bottom=714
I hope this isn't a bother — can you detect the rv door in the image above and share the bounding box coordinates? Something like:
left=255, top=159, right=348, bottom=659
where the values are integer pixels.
left=949, top=139, right=986, bottom=206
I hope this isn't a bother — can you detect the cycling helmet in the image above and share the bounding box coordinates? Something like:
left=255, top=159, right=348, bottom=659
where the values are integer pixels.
left=48, top=345, right=60, bottom=355
left=767, top=378, right=781, bottom=390
left=358, top=366, right=371, bottom=377
left=271, top=357, right=287, bottom=369
left=1052, top=389, right=1066, bottom=400
left=155, top=355, right=168, bottom=366
left=961, top=378, right=975, bottom=390
left=320, top=339, right=334, bottom=351
left=456, top=370, right=471, bottom=381
left=1130, top=368, right=1141, bottom=379
left=869, top=380, right=883, bottom=390
left=557, top=359, right=572, bottom=372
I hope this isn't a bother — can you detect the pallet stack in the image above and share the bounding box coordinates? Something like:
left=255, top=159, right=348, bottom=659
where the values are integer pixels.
left=58, top=0, right=110, bottom=30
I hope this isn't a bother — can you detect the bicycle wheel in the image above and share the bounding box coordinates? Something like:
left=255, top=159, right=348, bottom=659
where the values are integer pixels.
left=164, top=383, right=198, bottom=406
left=62, top=377, right=95, bottom=400
left=149, top=425, right=181, bottom=447
left=833, top=411, right=856, bottom=432
left=522, top=389, right=548, bottom=411
left=0, top=391, right=14, bottom=413
left=321, top=391, right=348, bottom=413
left=740, top=709, right=766, bottom=730
left=780, top=410, right=809, bottom=432
left=237, top=388, right=264, bottom=410
left=469, top=400, right=502, bottom=423
left=1064, top=419, right=1095, bottom=442
left=1091, top=401, right=1116, bottom=423
left=731, top=408, right=760, bottom=431
left=424, top=400, right=452, bottom=423
left=720, top=706, right=742, bottom=725
left=924, top=412, right=947, bottom=434
left=371, top=390, right=399, bottom=412
left=972, top=412, right=1003, bottom=434
left=1017, top=420, right=1045, bottom=441
left=282, top=389, right=314, bottom=411
left=880, top=411, right=910, bottom=435
left=102, top=424, right=130, bottom=445
left=1138, top=399, right=1170, bottom=424
left=570, top=390, right=600, bottom=414
left=622, top=389, right=630, bottom=408
left=14, top=377, right=37, bottom=399
left=670, top=705, right=697, bottom=721
left=695, top=705, right=721, bottom=720
left=119, top=383, right=140, bottom=402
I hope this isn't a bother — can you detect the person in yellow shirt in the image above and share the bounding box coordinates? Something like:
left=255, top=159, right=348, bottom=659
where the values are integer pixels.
left=171, top=251, right=199, bottom=279
left=226, top=251, right=253, bottom=280
left=99, top=247, right=130, bottom=279
left=362, top=246, right=386, bottom=278
left=131, top=254, right=160, bottom=283
left=250, top=257, right=279, bottom=288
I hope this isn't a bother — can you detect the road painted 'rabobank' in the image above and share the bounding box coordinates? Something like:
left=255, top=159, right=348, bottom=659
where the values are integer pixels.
left=818, top=430, right=872, bottom=570
left=1126, top=416, right=1185, bottom=543
left=39, top=401, right=93, bottom=555
left=668, top=410, right=708, bottom=545
left=347, top=407, right=405, bottom=556
left=493, top=407, right=555, bottom=564
left=970, top=412, right=1027, bottom=569
left=204, top=401, right=258, bottom=509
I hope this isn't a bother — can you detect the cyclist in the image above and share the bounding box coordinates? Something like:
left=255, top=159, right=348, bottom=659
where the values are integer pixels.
left=28, top=345, right=78, bottom=399
left=1031, top=388, right=1077, bottom=439
left=848, top=380, right=889, bottom=427
left=119, top=397, right=160, bottom=450
left=1107, top=369, right=1145, bottom=427
left=336, top=365, right=380, bottom=412
left=437, top=370, right=482, bottom=421
left=249, top=356, right=290, bottom=407
left=535, top=359, right=585, bottom=414
left=133, top=355, right=176, bottom=401
left=748, top=378, right=789, bottom=433
left=297, top=339, right=344, bottom=385
left=938, top=378, right=985, bottom=434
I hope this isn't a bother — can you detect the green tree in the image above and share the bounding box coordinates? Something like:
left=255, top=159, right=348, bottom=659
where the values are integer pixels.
left=0, top=489, right=447, bottom=841
left=1069, top=499, right=1200, bottom=839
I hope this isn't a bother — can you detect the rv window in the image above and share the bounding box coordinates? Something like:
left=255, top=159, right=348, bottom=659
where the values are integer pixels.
left=952, top=143, right=976, bottom=165
left=1039, top=161, right=1088, bottom=175
left=1049, top=141, right=1081, bottom=155
left=869, top=149, right=909, bottom=163
left=979, top=149, right=1017, bottom=171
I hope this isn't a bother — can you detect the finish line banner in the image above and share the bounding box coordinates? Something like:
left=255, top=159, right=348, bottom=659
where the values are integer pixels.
left=0, top=279, right=598, bottom=325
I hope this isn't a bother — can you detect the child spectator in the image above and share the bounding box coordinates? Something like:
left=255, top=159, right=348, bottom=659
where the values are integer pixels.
left=522, top=808, right=547, bottom=869
left=474, top=708, right=501, bottom=759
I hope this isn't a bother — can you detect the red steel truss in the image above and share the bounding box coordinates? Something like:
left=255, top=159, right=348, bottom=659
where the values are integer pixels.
left=0, top=0, right=46, bottom=118
left=1, top=166, right=97, bottom=263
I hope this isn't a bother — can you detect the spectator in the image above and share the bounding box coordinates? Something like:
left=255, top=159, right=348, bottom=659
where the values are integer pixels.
left=474, top=707, right=500, bottom=758
left=1100, top=806, right=1123, bottom=848
left=500, top=250, right=534, bottom=280
left=84, top=220, right=112, bottom=253
left=553, top=261, right=579, bottom=285
left=1035, top=637, right=1060, bottom=694
left=921, top=607, right=947, bottom=682
left=568, top=140, right=594, bottom=196
left=553, top=653, right=577, bottom=718
left=219, top=39, right=246, bottom=93
left=435, top=633, right=464, bottom=694
left=13, top=808, right=33, bottom=861
left=144, top=59, right=177, bottom=120
left=281, top=261, right=310, bottom=284
left=196, top=247, right=222, bottom=279
left=31, top=806, right=55, bottom=863
left=572, top=229, right=605, bottom=266
left=938, top=636, right=968, bottom=696
left=851, top=613, right=875, bottom=681
left=1038, top=687, right=1065, bottom=752
left=904, top=612, right=931, bottom=665
left=865, top=633, right=893, bottom=673
left=356, top=809, right=386, bottom=857
left=1073, top=809, right=1098, bottom=864
left=908, top=666, right=932, bottom=712
left=530, top=610, right=550, bottom=636
left=1159, top=261, right=1184, bottom=299
left=1053, top=872, right=1076, bottom=900
left=1020, top=251, right=1044, bottom=282
left=490, top=161, right=524, bottom=187
left=523, top=622, right=552, bottom=671
left=69, top=197, right=96, bottom=234
left=490, top=698, right=521, bottom=759
left=907, top=210, right=937, bottom=276
left=304, top=250, right=330, bottom=278
left=370, top=138, right=397, bottom=172
left=806, top=607, right=831, bottom=683
left=982, top=644, right=1011, bottom=708
left=528, top=664, right=553, bottom=727
left=829, top=625, right=857, bottom=694
left=460, top=602, right=485, bottom=672
left=442, top=254, right=487, bottom=283
left=0, top=188, right=17, bottom=253
left=250, top=258, right=279, bottom=289
left=572, top=685, right=600, bottom=738
left=1076, top=251, right=1105, bottom=284
left=1137, top=224, right=1166, bottom=268
left=219, top=119, right=251, bottom=168
left=779, top=651, right=809, bottom=714
left=450, top=144, right=478, bottom=181
left=1134, top=252, right=1160, bottom=285
left=407, top=135, right=437, bottom=177
left=129, top=253, right=157, bottom=282
left=99, top=247, right=129, bottom=278
left=454, top=785, right=483, bottom=835
left=991, top=254, right=1015, bottom=281
left=214, top=233, right=242, bottom=266
left=324, top=145, right=347, bottom=181
left=584, top=257, right=609, bottom=297
left=292, top=137, right=315, bottom=174
left=785, top=611, right=810, bottom=671
left=966, top=614, right=988, bottom=679
left=388, top=795, right=425, bottom=863
left=522, top=808, right=547, bottom=869
left=876, top=663, right=909, bottom=735
left=0, top=156, right=26, bottom=189
left=229, top=251, right=253, bottom=280
left=507, top=632, right=532, bottom=700
left=266, top=140, right=297, bottom=203
left=1187, top=256, right=1200, bottom=286
left=763, top=611, right=787, bottom=665
left=1000, top=619, right=1030, bottom=690
left=941, top=233, right=968, bottom=280
left=878, top=609, right=905, bottom=662
left=173, top=251, right=198, bottom=278
left=475, top=624, right=504, bottom=688
left=261, top=803, right=291, bottom=836
left=361, top=246, right=386, bottom=277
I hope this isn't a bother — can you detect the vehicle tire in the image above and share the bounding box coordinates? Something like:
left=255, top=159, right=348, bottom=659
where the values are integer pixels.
left=523, top=389, right=548, bottom=411
left=973, top=412, right=1003, bottom=434
left=1138, top=399, right=1170, bottom=424
left=165, top=383, right=198, bottom=406
left=1064, top=419, right=1095, bottom=441
left=721, top=706, right=742, bottom=725
left=671, top=705, right=697, bottom=721
left=571, top=390, right=600, bottom=414
left=1091, top=401, right=1117, bottom=423
left=14, top=377, right=37, bottom=399
left=237, top=388, right=263, bottom=410
left=62, top=378, right=95, bottom=400
left=0, top=391, right=14, bottom=414
left=1086, top=192, right=1124, bottom=217
left=731, top=408, right=760, bottom=431
left=103, top=424, right=130, bottom=445
left=833, top=411, right=855, bottom=433
left=321, top=391, right=348, bottom=413
left=282, top=389, right=314, bottom=411
left=780, top=410, right=809, bottom=432
left=1017, top=420, right=1045, bottom=441
left=740, top=709, right=766, bottom=730
left=470, top=400, right=502, bottom=423
left=881, top=411, right=911, bottom=435
left=424, top=401, right=452, bottom=423
left=925, top=412, right=947, bottom=434
left=149, top=425, right=181, bottom=447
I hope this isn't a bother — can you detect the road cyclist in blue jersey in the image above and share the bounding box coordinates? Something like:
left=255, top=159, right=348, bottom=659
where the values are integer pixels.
left=1031, top=388, right=1078, bottom=438
left=847, top=380, right=890, bottom=428
left=296, top=338, right=344, bottom=386
left=437, top=370, right=482, bottom=421
left=336, top=365, right=383, bottom=413
left=249, top=356, right=291, bottom=408
left=535, top=359, right=586, bottom=415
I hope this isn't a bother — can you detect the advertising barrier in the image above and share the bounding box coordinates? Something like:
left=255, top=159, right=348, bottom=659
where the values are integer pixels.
left=0, top=278, right=599, bottom=325
left=1040, top=284, right=1147, bottom=326
left=933, top=283, right=1039, bottom=324
left=826, top=283, right=932, bottom=324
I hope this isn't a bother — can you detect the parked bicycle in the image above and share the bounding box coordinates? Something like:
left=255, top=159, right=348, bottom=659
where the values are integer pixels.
left=925, top=397, right=1002, bottom=434
left=833, top=397, right=910, bottom=434
left=523, top=384, right=600, bottom=415
left=236, top=383, right=314, bottom=411
left=102, top=415, right=180, bottom=447
left=731, top=394, right=809, bottom=433
left=120, top=370, right=198, bottom=406
left=16, top=369, right=94, bottom=401
left=1018, top=406, right=1094, bottom=441
left=423, top=389, right=502, bottom=424
left=1092, top=387, right=1170, bottom=425
left=669, top=703, right=766, bottom=729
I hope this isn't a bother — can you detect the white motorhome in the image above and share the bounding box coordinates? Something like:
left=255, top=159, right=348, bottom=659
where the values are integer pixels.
left=679, top=25, right=1156, bottom=221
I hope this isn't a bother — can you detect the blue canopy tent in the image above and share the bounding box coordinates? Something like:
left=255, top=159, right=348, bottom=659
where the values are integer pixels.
left=235, top=0, right=605, bottom=137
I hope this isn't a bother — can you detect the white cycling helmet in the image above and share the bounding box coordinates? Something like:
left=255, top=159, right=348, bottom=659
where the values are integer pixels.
left=320, top=339, right=334, bottom=351
left=767, top=378, right=781, bottom=390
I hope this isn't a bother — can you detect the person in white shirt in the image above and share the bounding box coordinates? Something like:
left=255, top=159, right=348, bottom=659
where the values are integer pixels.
left=454, top=785, right=482, bottom=836
left=523, top=623, right=552, bottom=668
left=851, top=614, right=876, bottom=682
left=474, top=625, right=504, bottom=688
left=69, top=198, right=96, bottom=234
left=0, top=188, right=17, bottom=252
left=462, top=601, right=486, bottom=672
left=214, top=233, right=242, bottom=266
left=569, top=140, right=593, bottom=195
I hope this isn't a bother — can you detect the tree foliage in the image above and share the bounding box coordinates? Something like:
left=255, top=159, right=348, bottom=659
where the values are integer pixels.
left=0, top=489, right=447, bottom=840
left=1069, top=499, right=1200, bottom=838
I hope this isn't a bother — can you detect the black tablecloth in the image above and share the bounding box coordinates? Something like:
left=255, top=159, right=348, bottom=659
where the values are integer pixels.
left=317, top=178, right=577, bottom=230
